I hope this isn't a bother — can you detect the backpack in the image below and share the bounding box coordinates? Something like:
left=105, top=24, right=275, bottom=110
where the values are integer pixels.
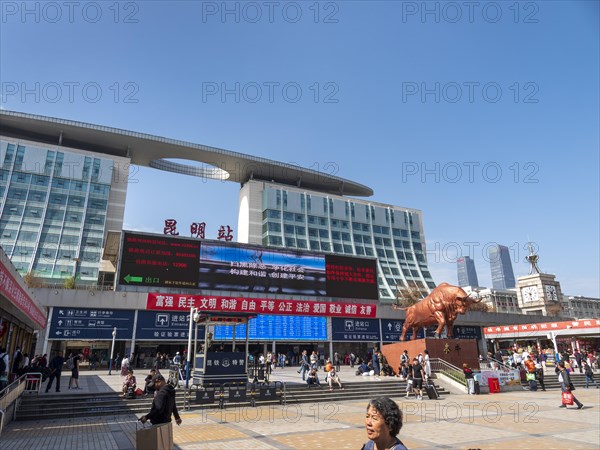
left=0, top=353, right=6, bottom=374
left=67, top=357, right=75, bottom=370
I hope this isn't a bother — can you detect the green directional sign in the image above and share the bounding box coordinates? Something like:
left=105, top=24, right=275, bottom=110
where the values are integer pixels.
left=124, top=274, right=143, bottom=284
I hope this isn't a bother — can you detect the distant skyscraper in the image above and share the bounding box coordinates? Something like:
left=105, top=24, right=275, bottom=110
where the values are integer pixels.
left=489, top=244, right=516, bottom=289
left=457, top=256, right=479, bottom=287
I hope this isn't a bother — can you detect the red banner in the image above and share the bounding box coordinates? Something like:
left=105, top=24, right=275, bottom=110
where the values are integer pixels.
left=146, top=293, right=377, bottom=318
left=0, top=264, right=47, bottom=329
left=485, top=319, right=600, bottom=335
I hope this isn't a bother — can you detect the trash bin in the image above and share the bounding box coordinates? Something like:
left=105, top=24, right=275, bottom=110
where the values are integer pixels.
left=488, top=377, right=500, bottom=394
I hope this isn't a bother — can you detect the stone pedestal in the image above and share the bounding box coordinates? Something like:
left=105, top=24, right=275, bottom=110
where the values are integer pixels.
left=381, top=338, right=480, bottom=373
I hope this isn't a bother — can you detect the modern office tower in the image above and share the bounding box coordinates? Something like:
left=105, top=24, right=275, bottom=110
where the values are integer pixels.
left=0, top=137, right=128, bottom=284
left=1, top=110, right=437, bottom=299
left=237, top=180, right=436, bottom=300
left=488, top=244, right=516, bottom=289
left=457, top=256, right=479, bottom=287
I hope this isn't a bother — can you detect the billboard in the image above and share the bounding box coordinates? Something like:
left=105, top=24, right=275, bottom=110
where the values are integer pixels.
left=119, top=231, right=378, bottom=300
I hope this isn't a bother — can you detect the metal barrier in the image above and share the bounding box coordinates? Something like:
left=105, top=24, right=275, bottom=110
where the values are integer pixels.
left=248, top=361, right=269, bottom=384
left=23, top=372, right=43, bottom=395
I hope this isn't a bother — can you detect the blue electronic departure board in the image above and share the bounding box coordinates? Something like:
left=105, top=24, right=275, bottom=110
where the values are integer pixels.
left=213, top=315, right=327, bottom=341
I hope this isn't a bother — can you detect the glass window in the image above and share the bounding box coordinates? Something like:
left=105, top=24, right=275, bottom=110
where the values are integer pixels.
left=295, top=226, right=306, bottom=235
left=285, top=238, right=296, bottom=247
left=343, top=245, right=353, bottom=253
left=269, top=235, right=282, bottom=246
left=321, top=242, right=330, bottom=251
left=331, top=231, right=341, bottom=240
left=308, top=228, right=318, bottom=237
left=283, top=212, right=294, bottom=221
left=297, top=239, right=307, bottom=249
left=268, top=222, right=281, bottom=232
left=333, top=243, right=343, bottom=252
left=318, top=229, right=329, bottom=238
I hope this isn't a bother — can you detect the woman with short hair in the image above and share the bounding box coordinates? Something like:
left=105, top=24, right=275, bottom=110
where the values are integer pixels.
left=362, top=396, right=408, bottom=450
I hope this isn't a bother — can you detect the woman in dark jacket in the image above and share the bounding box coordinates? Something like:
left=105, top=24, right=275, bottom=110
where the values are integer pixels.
left=139, top=375, right=182, bottom=425
left=557, top=361, right=583, bottom=409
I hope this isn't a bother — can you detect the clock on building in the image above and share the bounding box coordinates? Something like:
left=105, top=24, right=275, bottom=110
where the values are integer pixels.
left=521, top=286, right=539, bottom=303
left=545, top=285, right=558, bottom=302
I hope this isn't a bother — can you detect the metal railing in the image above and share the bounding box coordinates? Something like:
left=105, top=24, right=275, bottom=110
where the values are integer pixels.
left=0, top=374, right=28, bottom=437
left=479, top=357, right=513, bottom=371
left=429, top=358, right=467, bottom=387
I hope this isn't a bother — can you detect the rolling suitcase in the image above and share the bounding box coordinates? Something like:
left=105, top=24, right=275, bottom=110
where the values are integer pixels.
left=424, top=383, right=439, bottom=400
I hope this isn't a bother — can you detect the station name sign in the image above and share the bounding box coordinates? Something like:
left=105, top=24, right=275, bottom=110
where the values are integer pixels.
left=146, top=293, right=377, bottom=318
left=119, top=231, right=378, bottom=300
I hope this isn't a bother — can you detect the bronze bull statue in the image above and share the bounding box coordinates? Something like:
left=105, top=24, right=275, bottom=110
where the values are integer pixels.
left=399, top=283, right=481, bottom=340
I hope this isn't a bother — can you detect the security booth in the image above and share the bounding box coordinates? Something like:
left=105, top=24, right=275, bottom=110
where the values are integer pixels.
left=190, top=312, right=254, bottom=406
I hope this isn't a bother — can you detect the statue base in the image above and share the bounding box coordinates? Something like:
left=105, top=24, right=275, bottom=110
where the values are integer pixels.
left=382, top=338, right=479, bottom=372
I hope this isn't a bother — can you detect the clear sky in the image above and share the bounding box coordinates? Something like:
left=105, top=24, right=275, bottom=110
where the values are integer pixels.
left=1, top=1, right=598, bottom=296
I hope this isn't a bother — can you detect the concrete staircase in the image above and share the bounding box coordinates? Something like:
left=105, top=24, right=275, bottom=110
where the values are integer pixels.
left=15, top=379, right=449, bottom=421
left=520, top=372, right=600, bottom=390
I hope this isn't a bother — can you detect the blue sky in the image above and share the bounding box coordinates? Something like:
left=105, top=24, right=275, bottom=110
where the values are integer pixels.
left=1, top=1, right=598, bottom=296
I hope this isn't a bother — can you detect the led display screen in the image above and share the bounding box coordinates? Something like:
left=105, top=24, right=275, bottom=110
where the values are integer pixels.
left=119, top=231, right=378, bottom=300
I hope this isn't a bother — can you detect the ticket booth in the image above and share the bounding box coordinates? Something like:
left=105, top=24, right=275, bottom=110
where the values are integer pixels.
left=191, top=312, right=253, bottom=387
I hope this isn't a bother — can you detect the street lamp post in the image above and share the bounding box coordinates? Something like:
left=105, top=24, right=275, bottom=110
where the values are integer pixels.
left=108, top=327, right=117, bottom=375
left=186, top=307, right=198, bottom=389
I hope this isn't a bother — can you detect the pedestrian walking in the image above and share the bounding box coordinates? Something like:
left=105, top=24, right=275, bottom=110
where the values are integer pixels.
left=139, top=374, right=182, bottom=425
left=68, top=352, right=83, bottom=389
left=45, top=351, right=65, bottom=393
left=582, top=361, right=599, bottom=388
left=557, top=361, right=583, bottom=409
left=463, top=363, right=475, bottom=395
left=0, top=346, right=9, bottom=392
left=299, top=350, right=310, bottom=381
left=363, top=396, right=408, bottom=450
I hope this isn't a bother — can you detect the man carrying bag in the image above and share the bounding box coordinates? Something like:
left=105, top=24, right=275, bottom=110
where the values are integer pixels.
left=138, top=374, right=182, bottom=449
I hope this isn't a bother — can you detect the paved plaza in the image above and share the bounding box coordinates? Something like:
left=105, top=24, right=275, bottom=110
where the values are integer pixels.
left=1, top=370, right=599, bottom=449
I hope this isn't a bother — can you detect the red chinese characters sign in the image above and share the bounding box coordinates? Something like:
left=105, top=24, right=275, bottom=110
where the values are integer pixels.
left=484, top=319, right=600, bottom=338
left=0, top=263, right=47, bottom=329
left=147, top=293, right=377, bottom=318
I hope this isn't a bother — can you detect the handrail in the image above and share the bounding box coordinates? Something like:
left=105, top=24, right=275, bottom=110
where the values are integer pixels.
left=480, top=357, right=513, bottom=371
left=429, top=358, right=467, bottom=386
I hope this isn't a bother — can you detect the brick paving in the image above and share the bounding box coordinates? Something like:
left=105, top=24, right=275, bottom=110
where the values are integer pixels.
left=1, top=369, right=599, bottom=449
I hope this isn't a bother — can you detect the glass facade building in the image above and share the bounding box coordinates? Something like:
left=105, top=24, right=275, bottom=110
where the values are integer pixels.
left=488, top=244, right=516, bottom=290
left=457, top=256, right=479, bottom=287
left=238, top=180, right=436, bottom=300
left=0, top=138, right=128, bottom=284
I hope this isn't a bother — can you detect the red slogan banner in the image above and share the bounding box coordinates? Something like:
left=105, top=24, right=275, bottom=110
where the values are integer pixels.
left=147, top=293, right=377, bottom=318
left=0, top=264, right=47, bottom=328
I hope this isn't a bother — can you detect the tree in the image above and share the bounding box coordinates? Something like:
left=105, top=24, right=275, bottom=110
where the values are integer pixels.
left=63, top=276, right=76, bottom=289
left=546, top=301, right=563, bottom=317
left=393, top=282, right=426, bottom=308
left=467, top=301, right=490, bottom=313
left=23, top=271, right=44, bottom=288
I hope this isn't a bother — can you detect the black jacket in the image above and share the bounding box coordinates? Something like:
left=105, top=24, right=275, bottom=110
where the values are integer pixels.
left=146, top=384, right=180, bottom=425
left=49, top=356, right=65, bottom=373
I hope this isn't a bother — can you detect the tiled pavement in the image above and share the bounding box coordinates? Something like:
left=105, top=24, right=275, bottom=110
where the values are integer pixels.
left=1, top=369, right=599, bottom=449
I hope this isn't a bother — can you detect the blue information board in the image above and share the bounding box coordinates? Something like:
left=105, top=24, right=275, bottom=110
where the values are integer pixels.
left=48, top=307, right=134, bottom=340
left=214, top=315, right=327, bottom=341
left=135, top=310, right=205, bottom=341
left=331, top=318, right=380, bottom=341
left=381, top=319, right=426, bottom=342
